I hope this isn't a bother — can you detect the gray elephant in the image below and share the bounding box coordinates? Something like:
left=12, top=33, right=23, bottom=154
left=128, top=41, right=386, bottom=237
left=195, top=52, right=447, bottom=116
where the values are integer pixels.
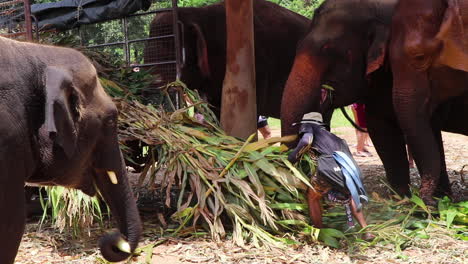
left=0, top=36, right=141, bottom=263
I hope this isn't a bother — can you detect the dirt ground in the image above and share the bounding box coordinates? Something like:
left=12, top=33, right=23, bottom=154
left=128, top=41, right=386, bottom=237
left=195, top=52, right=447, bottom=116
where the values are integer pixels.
left=15, top=128, right=467, bottom=264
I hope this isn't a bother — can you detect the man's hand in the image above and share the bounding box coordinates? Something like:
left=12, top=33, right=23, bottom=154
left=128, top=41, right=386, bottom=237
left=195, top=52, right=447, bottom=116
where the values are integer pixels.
left=287, top=133, right=313, bottom=163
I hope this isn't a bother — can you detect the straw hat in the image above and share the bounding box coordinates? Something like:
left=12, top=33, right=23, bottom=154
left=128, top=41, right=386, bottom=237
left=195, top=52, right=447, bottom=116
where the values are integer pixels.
left=302, top=112, right=323, bottom=122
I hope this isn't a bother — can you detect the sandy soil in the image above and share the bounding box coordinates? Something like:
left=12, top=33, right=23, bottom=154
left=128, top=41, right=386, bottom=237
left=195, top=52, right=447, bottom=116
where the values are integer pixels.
left=15, top=128, right=467, bottom=264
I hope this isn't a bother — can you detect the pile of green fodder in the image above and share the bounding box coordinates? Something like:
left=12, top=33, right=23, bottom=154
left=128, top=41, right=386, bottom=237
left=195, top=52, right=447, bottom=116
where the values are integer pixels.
left=38, top=74, right=329, bottom=246
left=38, top=79, right=467, bottom=249
left=34, top=30, right=330, bottom=246
left=116, top=83, right=325, bottom=247
left=39, top=186, right=109, bottom=238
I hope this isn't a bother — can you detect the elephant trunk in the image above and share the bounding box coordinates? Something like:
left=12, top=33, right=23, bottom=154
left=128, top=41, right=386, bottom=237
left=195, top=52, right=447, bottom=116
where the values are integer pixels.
left=281, top=53, right=326, bottom=144
left=94, top=137, right=142, bottom=262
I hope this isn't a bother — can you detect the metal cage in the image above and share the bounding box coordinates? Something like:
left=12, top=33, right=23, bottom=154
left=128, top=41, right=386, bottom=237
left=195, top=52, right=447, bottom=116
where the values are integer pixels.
left=0, top=0, right=32, bottom=41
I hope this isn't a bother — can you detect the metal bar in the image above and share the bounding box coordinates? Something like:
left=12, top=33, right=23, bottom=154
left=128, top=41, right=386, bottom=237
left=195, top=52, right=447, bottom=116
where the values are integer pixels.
left=0, top=32, right=26, bottom=38
left=172, top=0, right=181, bottom=80
left=78, top=26, right=83, bottom=46
left=31, top=14, right=39, bottom=41
left=23, top=0, right=32, bottom=41
left=125, top=8, right=174, bottom=18
left=69, top=8, right=173, bottom=30
left=123, top=17, right=130, bottom=66
left=0, top=0, right=22, bottom=8
left=83, top=33, right=174, bottom=48
left=178, top=20, right=185, bottom=67
left=86, top=42, right=125, bottom=49
left=132, top=61, right=177, bottom=67
left=58, top=9, right=171, bottom=30
left=127, top=34, right=174, bottom=44
left=171, top=0, right=182, bottom=109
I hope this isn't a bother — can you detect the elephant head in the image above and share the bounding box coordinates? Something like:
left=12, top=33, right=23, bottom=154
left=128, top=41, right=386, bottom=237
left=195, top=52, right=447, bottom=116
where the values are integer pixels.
left=391, top=0, right=468, bottom=73
left=280, top=0, right=397, bottom=138
left=388, top=0, right=468, bottom=203
left=26, top=48, right=142, bottom=262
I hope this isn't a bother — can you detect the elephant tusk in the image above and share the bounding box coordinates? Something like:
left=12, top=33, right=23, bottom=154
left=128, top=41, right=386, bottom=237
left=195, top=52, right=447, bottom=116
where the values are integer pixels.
left=107, top=171, right=118, bottom=184
left=116, top=238, right=131, bottom=253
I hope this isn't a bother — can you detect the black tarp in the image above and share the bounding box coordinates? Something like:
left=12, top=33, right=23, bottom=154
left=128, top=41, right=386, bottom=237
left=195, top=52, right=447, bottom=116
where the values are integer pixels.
left=1, top=0, right=152, bottom=30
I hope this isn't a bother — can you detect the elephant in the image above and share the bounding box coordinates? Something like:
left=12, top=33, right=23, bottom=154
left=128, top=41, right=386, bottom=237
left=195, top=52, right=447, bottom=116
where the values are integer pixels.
left=143, top=0, right=310, bottom=119
left=280, top=0, right=407, bottom=197
left=0, top=36, right=142, bottom=263
left=389, top=0, right=468, bottom=204
left=281, top=0, right=467, bottom=205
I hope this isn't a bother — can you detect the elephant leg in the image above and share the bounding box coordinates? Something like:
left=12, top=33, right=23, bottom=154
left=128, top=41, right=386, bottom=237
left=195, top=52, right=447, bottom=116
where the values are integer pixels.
left=407, top=120, right=444, bottom=206
left=0, top=175, right=25, bottom=263
left=366, top=108, right=411, bottom=196
left=0, top=124, right=30, bottom=263
left=433, top=128, right=450, bottom=196
left=391, top=71, right=442, bottom=205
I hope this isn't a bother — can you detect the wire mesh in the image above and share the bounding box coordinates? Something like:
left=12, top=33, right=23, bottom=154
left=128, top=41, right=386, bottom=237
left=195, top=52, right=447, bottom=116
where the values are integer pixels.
left=0, top=0, right=27, bottom=40
left=77, top=1, right=178, bottom=91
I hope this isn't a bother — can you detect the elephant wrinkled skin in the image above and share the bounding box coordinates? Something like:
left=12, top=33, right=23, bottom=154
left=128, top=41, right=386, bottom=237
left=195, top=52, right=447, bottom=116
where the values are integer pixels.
left=389, top=0, right=468, bottom=204
left=280, top=0, right=467, bottom=204
left=144, top=0, right=309, bottom=118
left=0, top=36, right=142, bottom=263
left=280, top=0, right=408, bottom=196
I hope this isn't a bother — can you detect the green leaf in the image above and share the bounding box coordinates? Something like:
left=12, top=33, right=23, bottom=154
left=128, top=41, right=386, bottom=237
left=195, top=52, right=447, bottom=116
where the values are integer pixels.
left=318, top=232, right=340, bottom=248
left=276, top=219, right=309, bottom=226
left=445, top=208, right=458, bottom=228
left=410, top=194, right=430, bottom=215
left=454, top=232, right=468, bottom=241
left=172, top=207, right=194, bottom=219
left=414, top=231, right=430, bottom=239
left=409, top=220, right=426, bottom=230
left=320, top=228, right=345, bottom=238
left=270, top=203, right=307, bottom=211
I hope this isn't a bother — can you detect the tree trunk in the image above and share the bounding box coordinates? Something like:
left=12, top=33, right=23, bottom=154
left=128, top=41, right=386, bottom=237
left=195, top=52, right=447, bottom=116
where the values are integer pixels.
left=221, top=0, right=257, bottom=139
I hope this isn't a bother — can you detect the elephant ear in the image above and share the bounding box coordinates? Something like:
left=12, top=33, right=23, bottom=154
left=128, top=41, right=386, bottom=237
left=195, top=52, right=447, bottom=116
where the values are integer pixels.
left=435, top=0, right=468, bottom=72
left=43, top=66, right=80, bottom=158
left=366, top=23, right=389, bottom=75
left=190, top=23, right=211, bottom=78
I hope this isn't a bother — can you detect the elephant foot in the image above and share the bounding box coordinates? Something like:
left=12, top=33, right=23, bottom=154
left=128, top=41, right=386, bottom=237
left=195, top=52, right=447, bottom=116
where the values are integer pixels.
left=420, top=193, right=437, bottom=207
left=420, top=178, right=438, bottom=207
left=434, top=185, right=452, bottom=198
left=392, top=184, right=411, bottom=198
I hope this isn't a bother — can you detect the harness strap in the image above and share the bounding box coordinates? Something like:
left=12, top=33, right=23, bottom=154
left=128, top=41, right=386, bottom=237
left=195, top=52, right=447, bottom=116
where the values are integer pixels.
left=333, top=151, right=368, bottom=211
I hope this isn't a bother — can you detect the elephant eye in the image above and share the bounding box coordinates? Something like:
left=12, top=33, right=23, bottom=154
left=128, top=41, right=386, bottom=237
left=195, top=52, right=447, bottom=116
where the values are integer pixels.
left=321, top=43, right=331, bottom=51
left=104, top=114, right=117, bottom=128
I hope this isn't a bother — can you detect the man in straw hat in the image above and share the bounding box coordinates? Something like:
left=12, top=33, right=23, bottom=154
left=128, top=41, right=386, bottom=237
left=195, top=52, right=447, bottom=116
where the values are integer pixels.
left=288, top=112, right=373, bottom=239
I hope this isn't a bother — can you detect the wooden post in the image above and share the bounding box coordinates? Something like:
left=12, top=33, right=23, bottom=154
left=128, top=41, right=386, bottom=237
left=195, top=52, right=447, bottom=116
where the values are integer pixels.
left=221, top=0, right=257, bottom=139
